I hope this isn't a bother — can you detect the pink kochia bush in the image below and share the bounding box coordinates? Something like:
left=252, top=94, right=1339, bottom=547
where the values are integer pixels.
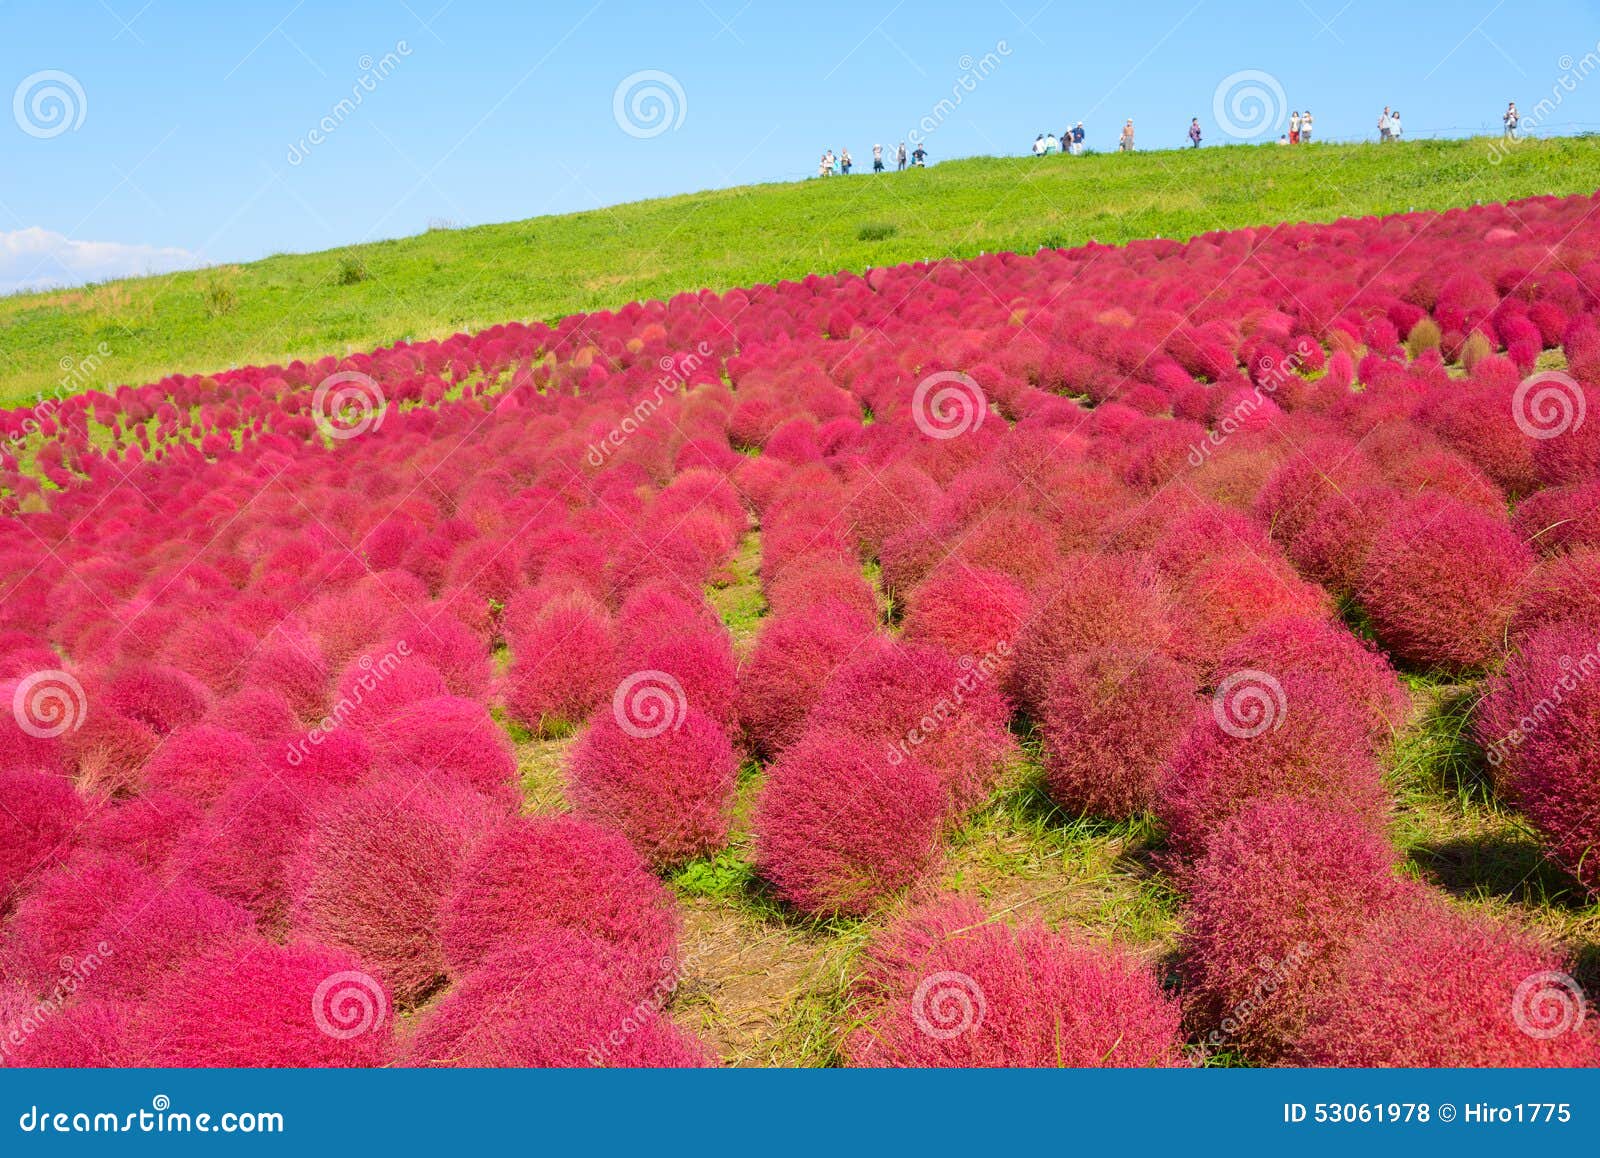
left=127, top=939, right=396, bottom=1067
left=737, top=611, right=869, bottom=757
left=1477, top=623, right=1600, bottom=895
left=1180, top=797, right=1418, bottom=1062
left=290, top=776, right=509, bottom=1006
left=844, top=896, right=1188, bottom=1067
left=567, top=707, right=738, bottom=868
left=1294, top=902, right=1599, bottom=1067
left=407, top=931, right=711, bottom=1068
left=1039, top=647, right=1197, bottom=819
left=439, top=814, right=679, bottom=997
left=752, top=731, right=946, bottom=918
left=0, top=770, right=86, bottom=913
left=1360, top=495, right=1535, bottom=671
left=504, top=592, right=618, bottom=735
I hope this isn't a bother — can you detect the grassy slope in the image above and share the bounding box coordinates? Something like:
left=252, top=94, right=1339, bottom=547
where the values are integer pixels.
left=4, top=135, right=1600, bottom=407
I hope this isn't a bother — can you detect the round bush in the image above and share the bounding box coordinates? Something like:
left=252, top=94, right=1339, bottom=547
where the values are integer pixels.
left=0, top=770, right=87, bottom=915
left=76, top=789, right=201, bottom=871
left=845, top=895, right=1188, bottom=1067
left=737, top=611, right=870, bottom=758
left=902, top=563, right=1029, bottom=694
left=1040, top=647, right=1197, bottom=818
left=142, top=723, right=262, bottom=805
left=84, top=878, right=254, bottom=1001
left=751, top=731, right=946, bottom=918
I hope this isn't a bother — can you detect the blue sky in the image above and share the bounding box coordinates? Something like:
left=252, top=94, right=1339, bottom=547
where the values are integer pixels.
left=3, top=0, right=1600, bottom=292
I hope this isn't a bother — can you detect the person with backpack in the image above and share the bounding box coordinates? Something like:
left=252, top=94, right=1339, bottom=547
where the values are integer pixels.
left=840, top=147, right=852, bottom=174
left=872, top=142, right=885, bottom=171
left=1188, top=117, right=1202, bottom=147
left=896, top=141, right=908, bottom=170
left=1504, top=101, right=1520, bottom=139
left=1300, top=110, right=1314, bottom=143
left=1119, top=118, right=1135, bottom=152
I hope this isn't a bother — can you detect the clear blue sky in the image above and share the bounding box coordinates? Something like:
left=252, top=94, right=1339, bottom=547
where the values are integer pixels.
left=4, top=0, right=1600, bottom=292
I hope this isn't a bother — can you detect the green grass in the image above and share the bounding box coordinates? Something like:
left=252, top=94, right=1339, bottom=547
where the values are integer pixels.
left=5, top=135, right=1599, bottom=408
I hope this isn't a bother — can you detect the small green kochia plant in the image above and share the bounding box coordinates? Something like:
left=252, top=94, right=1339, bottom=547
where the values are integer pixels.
left=336, top=254, right=371, bottom=285
left=201, top=268, right=238, bottom=317
left=857, top=222, right=897, bottom=241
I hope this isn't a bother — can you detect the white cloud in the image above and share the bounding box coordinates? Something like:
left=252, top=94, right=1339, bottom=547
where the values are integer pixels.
left=0, top=226, right=201, bottom=295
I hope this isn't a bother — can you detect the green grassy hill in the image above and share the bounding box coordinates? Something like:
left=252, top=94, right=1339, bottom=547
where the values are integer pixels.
left=4, top=135, right=1599, bottom=407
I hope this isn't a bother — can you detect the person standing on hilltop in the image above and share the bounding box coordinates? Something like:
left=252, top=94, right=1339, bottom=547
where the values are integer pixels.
left=1189, top=117, right=1202, bottom=147
left=1033, top=133, right=1046, bottom=156
left=840, top=147, right=853, bottom=174
left=1119, top=119, right=1135, bottom=152
left=873, top=142, right=885, bottom=171
left=897, top=141, right=908, bottom=170
left=1072, top=121, right=1085, bottom=154
left=1300, top=109, right=1314, bottom=143
left=1378, top=106, right=1391, bottom=142
left=1504, top=101, right=1520, bottom=139
left=911, top=142, right=927, bottom=166
left=1045, top=130, right=1059, bottom=153
left=1388, top=110, right=1402, bottom=140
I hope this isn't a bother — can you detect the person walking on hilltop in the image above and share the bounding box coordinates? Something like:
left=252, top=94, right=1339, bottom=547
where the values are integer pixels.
left=1300, top=109, right=1314, bottom=143
left=1119, top=118, right=1135, bottom=152
left=1388, top=110, right=1402, bottom=140
left=1504, top=101, right=1520, bottom=140
left=1378, top=106, right=1391, bottom=142
left=1289, top=110, right=1301, bottom=144
left=1072, top=121, right=1085, bottom=154
left=872, top=142, right=885, bottom=171
left=896, top=141, right=908, bottom=171
left=1188, top=117, right=1202, bottom=147
left=840, top=147, right=853, bottom=174
left=1033, top=133, right=1046, bottom=157
left=1045, top=130, right=1059, bottom=154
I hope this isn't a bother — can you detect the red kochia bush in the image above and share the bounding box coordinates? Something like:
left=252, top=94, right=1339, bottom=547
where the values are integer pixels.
left=439, top=814, right=679, bottom=997
left=1156, top=670, right=1387, bottom=859
left=1181, top=797, right=1418, bottom=1062
left=172, top=775, right=312, bottom=934
left=364, top=695, right=518, bottom=804
left=1, top=997, right=130, bottom=1067
left=1477, top=622, right=1600, bottom=893
left=4, top=852, right=150, bottom=991
left=614, top=629, right=741, bottom=733
left=504, top=592, right=618, bottom=734
left=1294, top=902, right=1600, bottom=1066
left=128, top=939, right=395, bottom=1067
left=1508, top=552, right=1600, bottom=644
left=844, top=896, right=1187, bottom=1067
left=1168, top=556, right=1331, bottom=670
left=0, top=770, right=86, bottom=914
left=407, top=932, right=711, bottom=1068
left=568, top=707, right=738, bottom=868
left=83, top=878, right=253, bottom=1000
left=1361, top=494, right=1536, bottom=671
left=76, top=789, right=201, bottom=870
left=141, top=723, right=263, bottom=805
left=752, top=731, right=945, bottom=918
left=902, top=563, right=1029, bottom=693
left=737, top=611, right=870, bottom=758
left=1040, top=647, right=1197, bottom=819
left=291, top=776, right=508, bottom=1005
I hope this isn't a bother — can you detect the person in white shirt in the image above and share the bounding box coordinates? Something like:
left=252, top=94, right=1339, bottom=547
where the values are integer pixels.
left=1378, top=107, right=1391, bottom=141
left=872, top=143, right=885, bottom=171
left=1289, top=110, right=1301, bottom=143
left=1300, top=110, right=1314, bottom=143
left=1388, top=110, right=1402, bottom=139
left=1032, top=133, right=1046, bottom=156
left=1045, top=131, right=1059, bottom=153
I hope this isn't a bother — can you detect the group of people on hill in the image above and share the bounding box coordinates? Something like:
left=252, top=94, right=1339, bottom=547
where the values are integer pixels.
left=818, top=141, right=925, bottom=175
left=1376, top=106, right=1403, bottom=141
left=1031, top=122, right=1090, bottom=155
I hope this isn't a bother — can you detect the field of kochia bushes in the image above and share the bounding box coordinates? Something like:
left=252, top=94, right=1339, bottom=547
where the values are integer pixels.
left=2, top=190, right=1600, bottom=1067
